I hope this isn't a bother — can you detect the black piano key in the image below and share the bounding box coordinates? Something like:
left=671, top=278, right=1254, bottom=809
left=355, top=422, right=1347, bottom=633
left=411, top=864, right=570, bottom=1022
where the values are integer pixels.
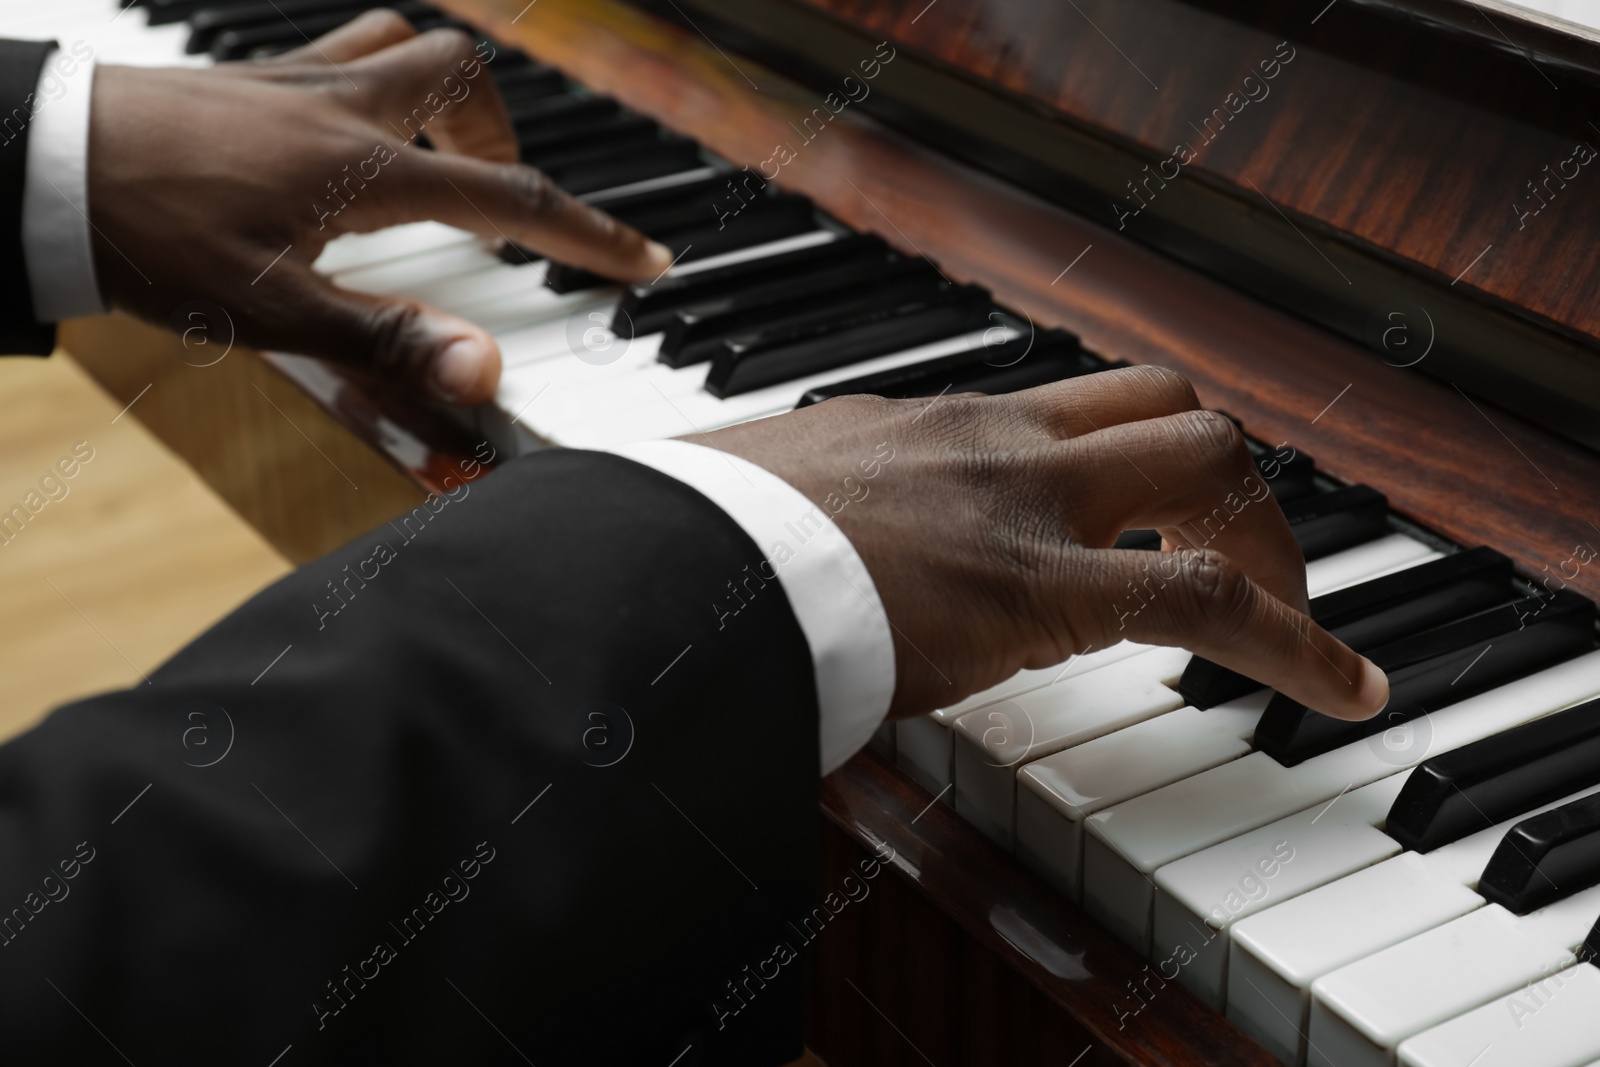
left=795, top=329, right=1102, bottom=405
left=540, top=139, right=704, bottom=196
left=1180, top=547, right=1516, bottom=709
left=659, top=259, right=940, bottom=368
left=543, top=195, right=818, bottom=293
left=519, top=115, right=659, bottom=165
left=1386, top=695, right=1600, bottom=853
left=707, top=285, right=995, bottom=398
left=491, top=65, right=568, bottom=107
left=1259, top=450, right=1318, bottom=502
left=187, top=0, right=377, bottom=53
left=511, top=96, right=621, bottom=145
left=1278, top=484, right=1389, bottom=560
left=1479, top=792, right=1600, bottom=914
left=1116, top=529, right=1163, bottom=551
left=211, top=1, right=429, bottom=59
left=528, top=129, right=687, bottom=175
left=1583, top=913, right=1600, bottom=963
left=616, top=234, right=890, bottom=338
left=1254, top=589, right=1596, bottom=766
left=150, top=0, right=258, bottom=25
left=498, top=176, right=727, bottom=272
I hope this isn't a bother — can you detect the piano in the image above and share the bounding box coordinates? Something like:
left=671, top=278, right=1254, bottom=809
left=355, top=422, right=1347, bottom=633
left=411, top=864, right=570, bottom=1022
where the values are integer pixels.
left=23, top=0, right=1600, bottom=1063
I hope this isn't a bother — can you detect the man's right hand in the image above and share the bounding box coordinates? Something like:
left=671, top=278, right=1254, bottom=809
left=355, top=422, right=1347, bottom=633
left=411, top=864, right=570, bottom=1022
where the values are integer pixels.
left=699, top=365, right=1390, bottom=722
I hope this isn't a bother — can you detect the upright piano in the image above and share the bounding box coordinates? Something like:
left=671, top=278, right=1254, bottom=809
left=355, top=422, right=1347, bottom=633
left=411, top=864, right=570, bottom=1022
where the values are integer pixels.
left=30, top=0, right=1600, bottom=1063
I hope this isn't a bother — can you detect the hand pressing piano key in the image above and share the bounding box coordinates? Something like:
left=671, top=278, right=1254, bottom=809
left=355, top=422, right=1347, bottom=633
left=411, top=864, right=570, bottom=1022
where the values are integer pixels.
left=82, top=9, right=674, bottom=404
left=1255, top=589, right=1596, bottom=765
left=1181, top=546, right=1515, bottom=709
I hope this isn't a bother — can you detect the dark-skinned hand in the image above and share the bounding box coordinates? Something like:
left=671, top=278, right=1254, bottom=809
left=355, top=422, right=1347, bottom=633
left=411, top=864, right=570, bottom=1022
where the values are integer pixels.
left=700, top=365, right=1390, bottom=722
left=87, top=10, right=670, bottom=403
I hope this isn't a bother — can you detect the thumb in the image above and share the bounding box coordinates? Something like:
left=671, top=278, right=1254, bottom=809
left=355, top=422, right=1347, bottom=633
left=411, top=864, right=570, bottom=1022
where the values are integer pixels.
left=260, top=265, right=501, bottom=404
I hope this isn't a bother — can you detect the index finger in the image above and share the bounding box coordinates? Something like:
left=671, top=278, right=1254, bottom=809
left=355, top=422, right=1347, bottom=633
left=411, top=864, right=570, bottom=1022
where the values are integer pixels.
left=365, top=148, right=672, bottom=282
left=1057, top=548, right=1387, bottom=721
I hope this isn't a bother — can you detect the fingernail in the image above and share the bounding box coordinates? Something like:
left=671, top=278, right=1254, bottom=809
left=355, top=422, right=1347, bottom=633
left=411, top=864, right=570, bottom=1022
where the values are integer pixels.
left=430, top=338, right=488, bottom=403
left=1357, top=656, right=1389, bottom=716
left=645, top=240, right=674, bottom=274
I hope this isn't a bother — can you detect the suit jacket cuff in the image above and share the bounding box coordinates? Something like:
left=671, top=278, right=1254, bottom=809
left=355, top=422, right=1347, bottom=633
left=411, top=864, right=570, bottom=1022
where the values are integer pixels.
left=608, top=439, right=897, bottom=775
left=22, top=45, right=104, bottom=323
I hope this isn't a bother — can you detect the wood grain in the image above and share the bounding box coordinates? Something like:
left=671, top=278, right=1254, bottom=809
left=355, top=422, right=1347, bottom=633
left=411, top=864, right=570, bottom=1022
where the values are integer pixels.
left=0, top=349, right=290, bottom=741
left=58, top=315, right=426, bottom=563
left=444, top=0, right=1600, bottom=604
left=791, top=0, right=1600, bottom=349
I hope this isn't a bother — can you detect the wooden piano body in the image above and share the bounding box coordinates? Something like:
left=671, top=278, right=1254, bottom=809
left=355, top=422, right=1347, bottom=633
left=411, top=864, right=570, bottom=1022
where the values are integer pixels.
left=59, top=0, right=1600, bottom=1063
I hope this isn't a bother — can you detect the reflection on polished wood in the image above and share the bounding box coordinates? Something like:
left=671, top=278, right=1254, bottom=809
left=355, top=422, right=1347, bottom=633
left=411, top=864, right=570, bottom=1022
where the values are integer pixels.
left=446, top=0, right=1600, bottom=605
left=792, top=0, right=1600, bottom=344
left=59, top=315, right=425, bottom=563
left=813, top=750, right=1279, bottom=1066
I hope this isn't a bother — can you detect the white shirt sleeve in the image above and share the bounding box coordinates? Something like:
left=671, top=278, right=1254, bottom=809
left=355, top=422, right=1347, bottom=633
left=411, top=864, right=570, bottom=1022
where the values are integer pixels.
left=607, top=439, right=897, bottom=776
left=22, top=48, right=106, bottom=323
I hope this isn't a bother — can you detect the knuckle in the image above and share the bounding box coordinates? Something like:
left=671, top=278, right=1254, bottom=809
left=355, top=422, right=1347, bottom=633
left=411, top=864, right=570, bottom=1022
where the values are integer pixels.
left=1179, top=549, right=1254, bottom=629
left=361, top=300, right=427, bottom=376
left=504, top=164, right=560, bottom=217
left=1129, top=363, right=1200, bottom=410
left=355, top=7, right=416, bottom=38
left=422, top=26, right=477, bottom=62
left=1181, top=408, right=1249, bottom=464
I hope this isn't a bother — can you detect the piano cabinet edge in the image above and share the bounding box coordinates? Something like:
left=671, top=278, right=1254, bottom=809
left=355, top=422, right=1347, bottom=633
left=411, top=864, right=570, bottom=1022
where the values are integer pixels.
left=813, top=750, right=1281, bottom=1067
left=57, top=314, right=428, bottom=565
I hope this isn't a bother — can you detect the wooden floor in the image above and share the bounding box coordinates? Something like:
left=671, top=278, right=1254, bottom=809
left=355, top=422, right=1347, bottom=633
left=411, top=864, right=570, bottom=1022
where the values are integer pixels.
left=0, top=349, right=290, bottom=743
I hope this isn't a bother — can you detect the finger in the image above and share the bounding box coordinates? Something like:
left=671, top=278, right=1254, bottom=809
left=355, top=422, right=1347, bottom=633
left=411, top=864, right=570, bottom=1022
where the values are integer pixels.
left=1054, top=548, right=1388, bottom=721
left=1053, top=408, right=1308, bottom=610
left=356, top=148, right=671, bottom=282
left=253, top=263, right=501, bottom=403
left=1011, top=363, right=1202, bottom=438
left=347, top=27, right=516, bottom=164
left=265, top=8, right=419, bottom=65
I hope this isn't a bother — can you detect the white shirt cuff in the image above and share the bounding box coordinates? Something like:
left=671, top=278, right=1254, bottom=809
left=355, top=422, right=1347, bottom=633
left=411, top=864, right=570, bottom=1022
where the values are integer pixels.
left=607, top=439, right=897, bottom=776
left=22, top=47, right=105, bottom=323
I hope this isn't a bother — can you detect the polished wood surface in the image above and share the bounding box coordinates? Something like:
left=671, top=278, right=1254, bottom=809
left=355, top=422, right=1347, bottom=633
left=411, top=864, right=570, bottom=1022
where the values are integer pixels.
left=650, top=0, right=1600, bottom=452
left=59, top=315, right=427, bottom=563
left=813, top=750, right=1280, bottom=1066
left=0, top=350, right=289, bottom=741
left=445, top=0, right=1600, bottom=607
left=788, top=0, right=1600, bottom=340
left=57, top=0, right=1600, bottom=1061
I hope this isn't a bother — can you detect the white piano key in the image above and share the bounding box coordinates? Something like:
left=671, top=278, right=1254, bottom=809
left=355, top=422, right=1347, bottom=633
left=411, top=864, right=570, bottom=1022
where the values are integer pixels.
left=1016, top=695, right=1265, bottom=902
left=1082, top=650, right=1600, bottom=958
left=894, top=642, right=1155, bottom=797
left=1397, top=962, right=1600, bottom=1067
left=893, top=533, right=1436, bottom=803
left=331, top=240, right=504, bottom=298
left=1151, top=774, right=1409, bottom=1010
left=578, top=166, right=721, bottom=204
left=1229, top=854, right=1484, bottom=1066
left=1304, top=532, right=1443, bottom=593
left=316, top=222, right=482, bottom=275
left=1228, top=781, right=1600, bottom=1066
left=667, top=229, right=838, bottom=275
left=951, top=646, right=1193, bottom=849
left=1308, top=882, right=1600, bottom=1067
left=1010, top=538, right=1442, bottom=909
left=537, top=328, right=1016, bottom=448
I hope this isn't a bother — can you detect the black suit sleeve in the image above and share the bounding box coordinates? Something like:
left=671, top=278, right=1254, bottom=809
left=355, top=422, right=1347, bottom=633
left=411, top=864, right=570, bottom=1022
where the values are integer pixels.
left=0, top=40, right=59, bottom=357
left=0, top=450, right=822, bottom=1066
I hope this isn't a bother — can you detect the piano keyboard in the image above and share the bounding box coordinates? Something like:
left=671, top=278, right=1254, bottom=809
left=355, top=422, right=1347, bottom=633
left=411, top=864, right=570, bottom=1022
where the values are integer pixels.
left=26, top=3, right=1600, bottom=1064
